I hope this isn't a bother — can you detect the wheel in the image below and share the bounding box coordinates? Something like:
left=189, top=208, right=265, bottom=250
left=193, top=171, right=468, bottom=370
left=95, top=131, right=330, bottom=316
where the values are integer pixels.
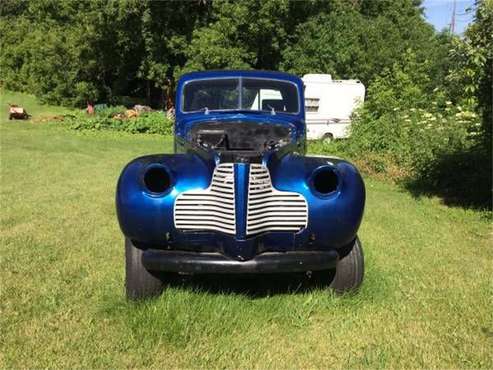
left=125, top=237, right=164, bottom=300
left=309, top=237, right=364, bottom=293
left=329, top=237, right=364, bottom=293
left=322, top=133, right=333, bottom=144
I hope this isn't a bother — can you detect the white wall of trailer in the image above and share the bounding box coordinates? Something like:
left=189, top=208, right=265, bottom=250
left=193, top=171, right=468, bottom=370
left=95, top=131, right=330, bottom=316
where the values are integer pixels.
left=302, top=74, right=365, bottom=140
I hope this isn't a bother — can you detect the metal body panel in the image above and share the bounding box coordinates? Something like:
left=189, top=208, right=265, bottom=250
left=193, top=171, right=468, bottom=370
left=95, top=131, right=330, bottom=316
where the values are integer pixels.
left=116, top=70, right=365, bottom=268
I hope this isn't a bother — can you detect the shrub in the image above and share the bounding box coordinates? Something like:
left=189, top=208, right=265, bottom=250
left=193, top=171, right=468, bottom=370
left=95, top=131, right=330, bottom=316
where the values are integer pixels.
left=317, top=50, right=481, bottom=178
left=63, top=108, right=173, bottom=135
left=308, top=49, right=489, bottom=208
left=347, top=102, right=478, bottom=172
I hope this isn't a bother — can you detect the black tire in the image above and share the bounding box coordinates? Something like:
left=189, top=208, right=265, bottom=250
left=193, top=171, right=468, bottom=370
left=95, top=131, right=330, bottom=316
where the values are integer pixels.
left=329, top=237, right=364, bottom=293
left=322, top=133, right=333, bottom=144
left=125, top=237, right=164, bottom=300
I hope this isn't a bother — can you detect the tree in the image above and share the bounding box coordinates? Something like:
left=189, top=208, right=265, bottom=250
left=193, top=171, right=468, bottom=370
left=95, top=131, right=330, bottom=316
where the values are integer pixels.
left=179, top=0, right=333, bottom=75
left=281, top=0, right=445, bottom=89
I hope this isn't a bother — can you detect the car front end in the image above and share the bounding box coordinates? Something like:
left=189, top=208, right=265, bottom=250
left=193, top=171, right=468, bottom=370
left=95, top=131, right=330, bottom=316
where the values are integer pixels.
left=116, top=70, right=366, bottom=299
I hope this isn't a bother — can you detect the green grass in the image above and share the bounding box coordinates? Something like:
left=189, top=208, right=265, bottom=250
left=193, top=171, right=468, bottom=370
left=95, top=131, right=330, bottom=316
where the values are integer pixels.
left=1, top=89, right=74, bottom=119
left=1, top=91, right=492, bottom=368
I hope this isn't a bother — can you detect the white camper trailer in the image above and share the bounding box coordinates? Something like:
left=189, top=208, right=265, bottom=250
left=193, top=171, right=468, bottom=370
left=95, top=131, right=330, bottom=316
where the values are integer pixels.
left=302, top=74, right=365, bottom=141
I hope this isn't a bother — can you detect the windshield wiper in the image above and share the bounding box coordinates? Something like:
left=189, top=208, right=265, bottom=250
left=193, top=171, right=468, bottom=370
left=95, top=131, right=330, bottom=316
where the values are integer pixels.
left=266, top=104, right=276, bottom=115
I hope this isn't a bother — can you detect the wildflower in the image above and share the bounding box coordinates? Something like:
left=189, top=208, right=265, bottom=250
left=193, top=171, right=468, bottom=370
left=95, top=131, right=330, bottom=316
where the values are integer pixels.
left=465, top=111, right=477, bottom=118
left=393, top=107, right=399, bottom=111
left=446, top=101, right=452, bottom=105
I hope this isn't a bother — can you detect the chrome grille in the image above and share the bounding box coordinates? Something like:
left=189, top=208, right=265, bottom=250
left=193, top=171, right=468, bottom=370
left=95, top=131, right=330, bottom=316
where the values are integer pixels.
left=174, top=163, right=308, bottom=236
left=174, top=163, right=236, bottom=234
left=246, top=164, right=308, bottom=236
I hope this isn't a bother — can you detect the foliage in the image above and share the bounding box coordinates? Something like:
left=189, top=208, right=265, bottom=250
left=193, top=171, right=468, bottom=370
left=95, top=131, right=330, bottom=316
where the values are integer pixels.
left=0, top=0, right=448, bottom=105
left=0, top=0, right=491, bottom=206
left=311, top=50, right=477, bottom=169
left=309, top=40, right=490, bottom=208
left=446, top=0, right=492, bottom=149
left=348, top=101, right=479, bottom=172
left=63, top=108, right=173, bottom=135
left=178, top=0, right=327, bottom=74
left=280, top=0, right=449, bottom=87
left=0, top=0, right=208, bottom=106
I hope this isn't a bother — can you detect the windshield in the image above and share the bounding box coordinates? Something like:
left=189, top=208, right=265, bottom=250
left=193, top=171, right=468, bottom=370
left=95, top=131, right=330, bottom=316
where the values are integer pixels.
left=182, top=78, right=299, bottom=114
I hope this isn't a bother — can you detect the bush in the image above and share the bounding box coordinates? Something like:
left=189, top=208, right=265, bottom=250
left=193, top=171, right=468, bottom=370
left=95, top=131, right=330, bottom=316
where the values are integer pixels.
left=309, top=47, right=490, bottom=208
left=317, top=51, right=481, bottom=177
left=63, top=108, right=173, bottom=135
left=346, top=102, right=479, bottom=174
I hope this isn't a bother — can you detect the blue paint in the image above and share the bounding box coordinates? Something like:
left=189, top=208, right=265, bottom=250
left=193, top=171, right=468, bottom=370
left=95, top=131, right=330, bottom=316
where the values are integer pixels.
left=116, top=70, right=365, bottom=261
left=234, top=163, right=249, bottom=240
left=174, top=70, right=306, bottom=150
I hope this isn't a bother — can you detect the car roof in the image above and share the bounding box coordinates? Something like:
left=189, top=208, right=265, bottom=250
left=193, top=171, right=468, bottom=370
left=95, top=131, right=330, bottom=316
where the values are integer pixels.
left=179, top=70, right=302, bottom=85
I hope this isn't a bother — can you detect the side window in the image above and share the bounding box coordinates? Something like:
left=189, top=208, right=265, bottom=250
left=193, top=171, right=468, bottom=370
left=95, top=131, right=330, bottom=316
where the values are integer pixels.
left=305, top=98, right=320, bottom=112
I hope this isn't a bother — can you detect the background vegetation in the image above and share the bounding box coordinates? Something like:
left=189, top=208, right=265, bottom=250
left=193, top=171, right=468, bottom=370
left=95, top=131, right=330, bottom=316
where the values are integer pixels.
left=1, top=0, right=491, bottom=208
left=64, top=108, right=174, bottom=135
left=0, top=0, right=458, bottom=106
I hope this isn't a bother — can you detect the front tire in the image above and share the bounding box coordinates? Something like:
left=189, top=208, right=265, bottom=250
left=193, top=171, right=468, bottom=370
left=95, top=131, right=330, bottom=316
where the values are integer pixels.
left=329, top=237, right=364, bottom=293
left=125, top=238, right=164, bottom=300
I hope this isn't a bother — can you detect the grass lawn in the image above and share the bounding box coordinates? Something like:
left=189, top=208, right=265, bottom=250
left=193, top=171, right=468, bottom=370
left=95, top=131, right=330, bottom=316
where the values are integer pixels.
left=1, top=91, right=492, bottom=368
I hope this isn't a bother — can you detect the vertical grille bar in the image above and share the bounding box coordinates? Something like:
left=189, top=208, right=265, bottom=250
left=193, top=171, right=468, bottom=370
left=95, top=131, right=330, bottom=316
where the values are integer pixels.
left=234, top=163, right=249, bottom=239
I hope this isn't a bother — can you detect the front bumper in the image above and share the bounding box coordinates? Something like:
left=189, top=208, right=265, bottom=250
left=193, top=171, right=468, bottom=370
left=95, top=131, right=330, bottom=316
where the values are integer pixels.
left=142, top=249, right=339, bottom=274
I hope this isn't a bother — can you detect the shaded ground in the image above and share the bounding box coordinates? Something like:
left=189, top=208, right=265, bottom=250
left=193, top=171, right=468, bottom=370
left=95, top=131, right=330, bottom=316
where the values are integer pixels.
left=404, top=144, right=492, bottom=211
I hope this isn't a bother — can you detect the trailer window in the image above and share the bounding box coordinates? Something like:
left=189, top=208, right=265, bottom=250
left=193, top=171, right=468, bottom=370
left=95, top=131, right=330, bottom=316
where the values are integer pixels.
left=305, top=98, right=320, bottom=112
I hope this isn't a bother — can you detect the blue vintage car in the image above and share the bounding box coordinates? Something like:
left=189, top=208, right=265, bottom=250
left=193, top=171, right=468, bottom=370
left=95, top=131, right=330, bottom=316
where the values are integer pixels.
left=117, top=70, right=365, bottom=299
